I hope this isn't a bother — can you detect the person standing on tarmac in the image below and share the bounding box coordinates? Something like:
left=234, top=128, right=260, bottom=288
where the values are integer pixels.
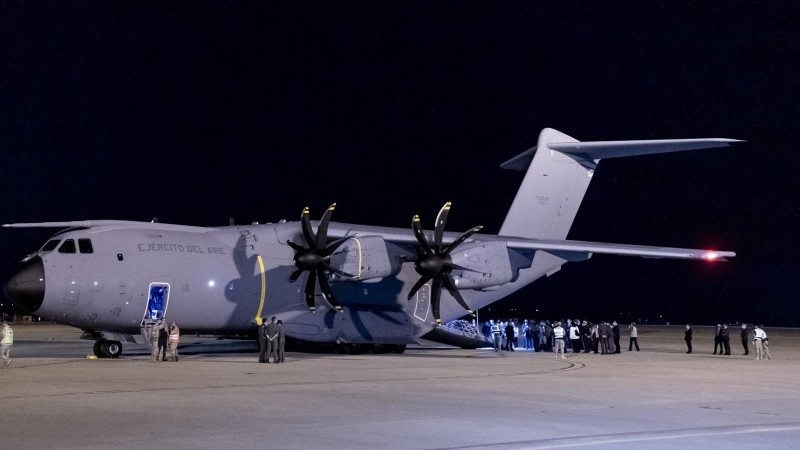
left=504, top=322, right=515, bottom=351
left=721, top=324, right=731, bottom=355
left=612, top=321, right=621, bottom=354
left=491, top=320, right=502, bottom=352
left=599, top=322, right=610, bottom=354
left=1, top=321, right=14, bottom=368
left=167, top=322, right=180, bottom=362
left=569, top=321, right=581, bottom=353
left=277, top=320, right=286, bottom=363
left=265, top=316, right=279, bottom=363
left=713, top=324, right=723, bottom=355
left=258, top=318, right=268, bottom=363
left=157, top=320, right=169, bottom=362
left=149, top=320, right=163, bottom=362
left=753, top=325, right=766, bottom=360
left=740, top=324, right=750, bottom=356
left=553, top=321, right=566, bottom=359
left=629, top=322, right=640, bottom=352
left=685, top=324, right=693, bottom=353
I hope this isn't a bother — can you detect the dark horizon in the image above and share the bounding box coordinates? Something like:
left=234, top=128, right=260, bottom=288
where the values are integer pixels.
left=2, top=3, right=799, bottom=326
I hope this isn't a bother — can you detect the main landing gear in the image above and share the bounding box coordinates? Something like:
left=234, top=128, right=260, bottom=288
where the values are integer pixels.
left=93, top=338, right=123, bottom=359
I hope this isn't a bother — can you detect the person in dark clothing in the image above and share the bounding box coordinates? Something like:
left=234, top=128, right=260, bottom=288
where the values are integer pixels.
left=713, top=324, right=722, bottom=355
left=721, top=324, right=731, bottom=355
left=157, top=323, right=169, bottom=362
left=685, top=324, right=693, bottom=353
left=258, top=318, right=268, bottom=363
left=612, top=321, right=621, bottom=354
left=740, top=324, right=750, bottom=355
left=545, top=322, right=554, bottom=352
left=583, top=321, right=592, bottom=353
left=504, top=322, right=515, bottom=351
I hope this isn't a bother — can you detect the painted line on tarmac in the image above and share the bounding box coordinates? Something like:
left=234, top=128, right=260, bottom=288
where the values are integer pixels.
left=430, top=422, right=800, bottom=449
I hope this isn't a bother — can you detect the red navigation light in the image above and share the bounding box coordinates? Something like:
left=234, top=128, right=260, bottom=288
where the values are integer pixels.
left=703, top=251, right=719, bottom=260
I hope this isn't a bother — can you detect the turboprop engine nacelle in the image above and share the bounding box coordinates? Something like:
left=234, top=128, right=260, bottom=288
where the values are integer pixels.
left=329, top=235, right=393, bottom=282
left=449, top=241, right=513, bottom=290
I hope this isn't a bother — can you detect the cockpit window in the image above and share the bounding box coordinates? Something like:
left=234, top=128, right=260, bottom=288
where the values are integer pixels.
left=41, top=240, right=60, bottom=252
left=78, top=239, right=94, bottom=254
left=58, top=239, right=76, bottom=254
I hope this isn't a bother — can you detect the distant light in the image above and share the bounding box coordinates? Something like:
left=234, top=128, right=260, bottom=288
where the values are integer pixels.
left=208, top=281, right=215, bottom=287
left=704, top=251, right=719, bottom=260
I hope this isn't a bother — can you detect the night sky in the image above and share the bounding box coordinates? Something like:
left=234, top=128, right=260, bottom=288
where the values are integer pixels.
left=2, top=2, right=799, bottom=326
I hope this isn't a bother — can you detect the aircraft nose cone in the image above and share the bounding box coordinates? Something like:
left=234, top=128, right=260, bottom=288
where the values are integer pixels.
left=3, top=257, right=46, bottom=313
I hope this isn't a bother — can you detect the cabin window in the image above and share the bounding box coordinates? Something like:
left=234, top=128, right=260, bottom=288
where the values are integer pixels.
left=41, top=240, right=60, bottom=252
left=78, top=239, right=94, bottom=254
left=58, top=239, right=76, bottom=254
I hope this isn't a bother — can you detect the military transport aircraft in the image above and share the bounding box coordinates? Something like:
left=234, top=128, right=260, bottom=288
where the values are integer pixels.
left=3, top=128, right=739, bottom=358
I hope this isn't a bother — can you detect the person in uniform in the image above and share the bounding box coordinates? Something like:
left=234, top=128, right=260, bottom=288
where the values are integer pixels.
left=157, top=320, right=169, bottom=361
left=149, top=320, right=163, bottom=362
left=629, top=322, right=640, bottom=351
left=0, top=321, right=13, bottom=368
left=167, top=322, right=180, bottom=362
left=684, top=324, right=693, bottom=353
left=721, top=324, right=731, bottom=355
left=258, top=318, right=268, bottom=363
left=265, top=316, right=279, bottom=363
left=740, top=323, right=750, bottom=355
left=583, top=321, right=592, bottom=353
left=491, top=320, right=501, bottom=352
left=552, top=321, right=566, bottom=359
left=277, top=319, right=286, bottom=363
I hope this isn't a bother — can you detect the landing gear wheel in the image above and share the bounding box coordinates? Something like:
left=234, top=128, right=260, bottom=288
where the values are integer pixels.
left=101, top=340, right=123, bottom=359
left=344, top=343, right=365, bottom=355
left=391, top=344, right=407, bottom=354
left=93, top=339, right=106, bottom=358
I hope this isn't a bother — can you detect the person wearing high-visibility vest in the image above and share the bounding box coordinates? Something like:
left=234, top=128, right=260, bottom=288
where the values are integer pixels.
left=1, top=321, right=13, bottom=368
left=553, top=321, right=566, bottom=359
left=167, top=323, right=180, bottom=362
left=490, top=320, right=501, bottom=352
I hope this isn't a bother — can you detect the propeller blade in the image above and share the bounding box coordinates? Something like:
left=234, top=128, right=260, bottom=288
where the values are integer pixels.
left=442, top=225, right=483, bottom=256
left=442, top=274, right=474, bottom=315
left=412, top=215, right=433, bottom=254
left=304, top=268, right=317, bottom=312
left=287, top=240, right=306, bottom=252
left=321, top=263, right=357, bottom=279
left=289, top=268, right=304, bottom=283
left=320, top=236, right=352, bottom=257
left=434, top=202, right=451, bottom=253
left=317, top=268, right=344, bottom=313
left=406, top=275, right=432, bottom=300
left=444, top=262, right=484, bottom=274
left=316, top=203, right=336, bottom=250
left=431, top=276, right=443, bottom=326
left=301, top=206, right=316, bottom=247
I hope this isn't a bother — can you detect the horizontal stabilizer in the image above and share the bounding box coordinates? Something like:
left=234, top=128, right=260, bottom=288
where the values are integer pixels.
left=547, top=138, right=742, bottom=160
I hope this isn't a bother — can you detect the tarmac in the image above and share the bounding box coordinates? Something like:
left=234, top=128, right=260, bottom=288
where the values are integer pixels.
left=1, top=324, right=799, bottom=449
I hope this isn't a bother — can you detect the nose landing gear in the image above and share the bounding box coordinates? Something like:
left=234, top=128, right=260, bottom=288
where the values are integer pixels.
left=93, top=339, right=123, bottom=359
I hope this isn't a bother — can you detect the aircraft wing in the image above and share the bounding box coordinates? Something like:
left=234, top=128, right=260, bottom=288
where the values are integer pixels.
left=331, top=226, right=734, bottom=262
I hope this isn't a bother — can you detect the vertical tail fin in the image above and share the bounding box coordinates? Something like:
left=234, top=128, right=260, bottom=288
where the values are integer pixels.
left=499, top=128, right=741, bottom=240
left=499, top=128, right=594, bottom=240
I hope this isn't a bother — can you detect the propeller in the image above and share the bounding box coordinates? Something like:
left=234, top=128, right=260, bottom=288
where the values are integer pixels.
left=287, top=203, right=355, bottom=313
left=406, top=202, right=483, bottom=326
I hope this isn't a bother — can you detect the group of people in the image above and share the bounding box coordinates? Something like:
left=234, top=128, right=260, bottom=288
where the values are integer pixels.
left=684, top=323, right=772, bottom=360
left=484, top=319, right=640, bottom=357
left=258, top=316, right=285, bottom=363
left=141, top=319, right=180, bottom=362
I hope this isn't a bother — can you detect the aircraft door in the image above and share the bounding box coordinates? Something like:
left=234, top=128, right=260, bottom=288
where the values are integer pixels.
left=142, top=283, right=170, bottom=324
